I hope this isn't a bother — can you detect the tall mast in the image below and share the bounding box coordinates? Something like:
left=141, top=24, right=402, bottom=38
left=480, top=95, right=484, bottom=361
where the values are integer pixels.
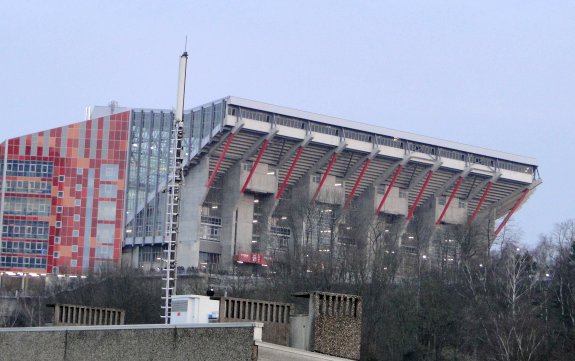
left=162, top=51, right=188, bottom=323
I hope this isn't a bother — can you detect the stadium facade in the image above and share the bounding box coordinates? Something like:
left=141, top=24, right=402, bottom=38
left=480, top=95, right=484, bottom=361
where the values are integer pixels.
left=0, top=97, right=541, bottom=275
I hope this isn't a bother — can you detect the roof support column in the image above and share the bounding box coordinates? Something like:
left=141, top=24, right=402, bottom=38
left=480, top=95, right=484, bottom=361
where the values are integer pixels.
left=276, top=146, right=304, bottom=200
left=344, top=159, right=370, bottom=209
left=435, top=176, right=463, bottom=224
left=241, top=139, right=269, bottom=193
left=406, top=170, right=433, bottom=220
left=494, top=188, right=529, bottom=236
left=468, top=182, right=492, bottom=225
left=205, top=133, right=234, bottom=188
left=375, top=164, right=403, bottom=214
left=311, top=153, right=338, bottom=203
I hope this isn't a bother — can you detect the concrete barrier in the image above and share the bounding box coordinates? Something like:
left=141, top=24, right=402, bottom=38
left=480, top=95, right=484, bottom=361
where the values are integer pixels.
left=0, top=322, right=262, bottom=361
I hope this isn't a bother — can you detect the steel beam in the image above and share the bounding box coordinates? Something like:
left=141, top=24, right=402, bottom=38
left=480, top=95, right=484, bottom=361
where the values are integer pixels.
left=344, top=159, right=370, bottom=209
left=311, top=153, right=338, bottom=203
left=241, top=129, right=277, bottom=162
left=494, top=188, right=529, bottom=236
left=435, top=176, right=463, bottom=224
left=241, top=139, right=270, bottom=193
left=276, top=135, right=312, bottom=169
left=468, top=181, right=492, bottom=225
left=205, top=133, right=234, bottom=188
left=375, top=164, right=403, bottom=214
left=406, top=170, right=433, bottom=220
left=276, top=146, right=304, bottom=200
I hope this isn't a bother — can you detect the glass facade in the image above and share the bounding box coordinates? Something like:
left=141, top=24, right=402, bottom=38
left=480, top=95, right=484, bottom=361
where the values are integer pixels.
left=123, top=100, right=227, bottom=246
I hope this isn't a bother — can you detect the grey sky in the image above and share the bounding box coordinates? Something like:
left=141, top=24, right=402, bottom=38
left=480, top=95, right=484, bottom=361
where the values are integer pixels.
left=1, top=1, right=574, bottom=246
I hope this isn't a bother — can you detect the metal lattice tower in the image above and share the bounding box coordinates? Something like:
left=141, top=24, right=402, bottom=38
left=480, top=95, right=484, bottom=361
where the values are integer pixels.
left=161, top=51, right=188, bottom=323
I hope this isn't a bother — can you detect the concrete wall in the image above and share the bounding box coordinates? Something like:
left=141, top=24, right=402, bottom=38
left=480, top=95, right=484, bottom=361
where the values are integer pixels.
left=0, top=323, right=261, bottom=361
left=376, top=186, right=408, bottom=216
left=433, top=197, right=467, bottom=224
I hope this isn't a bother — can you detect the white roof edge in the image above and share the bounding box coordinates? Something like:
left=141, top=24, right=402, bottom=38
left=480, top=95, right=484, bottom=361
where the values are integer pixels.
left=223, top=96, right=538, bottom=167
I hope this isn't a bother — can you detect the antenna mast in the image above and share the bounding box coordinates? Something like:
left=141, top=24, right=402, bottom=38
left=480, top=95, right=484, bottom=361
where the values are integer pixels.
left=162, top=50, right=188, bottom=323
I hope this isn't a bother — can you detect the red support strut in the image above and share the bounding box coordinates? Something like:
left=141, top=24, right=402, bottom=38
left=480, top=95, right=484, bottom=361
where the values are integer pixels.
left=241, top=139, right=269, bottom=193
left=435, top=176, right=463, bottom=224
left=344, top=159, right=370, bottom=209
left=406, top=170, right=433, bottom=220
left=206, top=133, right=234, bottom=188
left=375, top=165, right=403, bottom=214
left=311, top=153, right=337, bottom=203
left=494, top=189, right=529, bottom=236
left=468, top=182, right=492, bottom=225
left=276, top=146, right=304, bottom=200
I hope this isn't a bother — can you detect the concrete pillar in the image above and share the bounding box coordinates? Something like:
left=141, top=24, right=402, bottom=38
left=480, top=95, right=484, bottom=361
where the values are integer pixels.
left=177, top=156, right=210, bottom=269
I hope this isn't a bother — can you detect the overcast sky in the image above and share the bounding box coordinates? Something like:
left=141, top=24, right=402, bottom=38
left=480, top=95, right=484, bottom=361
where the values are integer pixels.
left=1, top=1, right=574, bottom=247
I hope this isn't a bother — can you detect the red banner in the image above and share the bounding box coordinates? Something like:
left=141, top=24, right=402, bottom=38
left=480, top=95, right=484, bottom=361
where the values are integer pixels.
left=233, top=253, right=269, bottom=266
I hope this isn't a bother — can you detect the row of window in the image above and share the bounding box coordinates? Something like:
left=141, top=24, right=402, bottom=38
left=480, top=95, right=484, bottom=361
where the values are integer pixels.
left=3, top=196, right=51, bottom=216
left=1, top=240, right=48, bottom=255
left=0, top=256, right=47, bottom=269
left=2, top=220, right=50, bottom=240
left=1, top=180, right=52, bottom=194
left=2, top=160, right=53, bottom=177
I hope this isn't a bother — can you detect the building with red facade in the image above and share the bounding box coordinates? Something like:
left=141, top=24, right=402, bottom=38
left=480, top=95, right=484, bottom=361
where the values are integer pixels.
left=0, top=110, right=130, bottom=274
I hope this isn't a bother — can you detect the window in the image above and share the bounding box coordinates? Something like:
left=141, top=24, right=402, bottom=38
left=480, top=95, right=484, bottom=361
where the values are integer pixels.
left=70, top=259, right=77, bottom=267
left=312, top=174, right=321, bottom=183
left=54, top=237, right=61, bottom=244
left=55, top=221, right=62, bottom=228
left=77, top=168, right=83, bottom=175
left=458, top=200, right=466, bottom=208
left=57, top=191, right=64, bottom=198
left=100, top=164, right=119, bottom=181
left=72, top=230, right=80, bottom=237
left=99, top=184, right=117, bottom=198
left=73, top=214, right=80, bottom=222
left=399, top=190, right=407, bottom=199
left=53, top=251, right=60, bottom=259
left=75, top=184, right=82, bottom=192
left=438, top=197, right=446, bottom=206
left=97, top=201, right=116, bottom=221
left=95, top=246, right=113, bottom=259
left=59, top=175, right=65, bottom=182
left=75, top=199, right=81, bottom=206
left=71, top=245, right=78, bottom=252
left=52, top=266, right=59, bottom=274
left=96, top=224, right=115, bottom=244
left=56, top=206, right=63, bottom=213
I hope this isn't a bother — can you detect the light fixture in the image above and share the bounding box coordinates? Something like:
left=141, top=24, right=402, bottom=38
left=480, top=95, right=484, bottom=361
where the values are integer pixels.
left=251, top=240, right=257, bottom=243
left=334, top=183, right=342, bottom=187
left=252, top=220, right=258, bottom=223
left=267, top=171, right=275, bottom=175
left=236, top=261, right=244, bottom=264
left=281, top=216, right=287, bottom=220
left=422, top=255, right=427, bottom=259
left=408, top=236, right=414, bottom=240
left=254, top=199, right=259, bottom=203
left=211, top=205, right=218, bottom=209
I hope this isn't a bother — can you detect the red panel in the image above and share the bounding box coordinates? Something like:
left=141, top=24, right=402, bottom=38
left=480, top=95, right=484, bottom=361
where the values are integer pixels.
left=468, top=182, right=492, bottom=225
left=311, top=153, right=337, bottom=203
left=435, top=177, right=463, bottom=224
left=233, top=253, right=268, bottom=266
left=406, top=170, right=433, bottom=220
left=344, top=159, right=370, bottom=209
left=206, top=133, right=234, bottom=188
left=494, top=189, right=529, bottom=236
left=276, top=146, right=304, bottom=200
left=375, top=164, right=403, bottom=214
left=241, top=139, right=270, bottom=193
